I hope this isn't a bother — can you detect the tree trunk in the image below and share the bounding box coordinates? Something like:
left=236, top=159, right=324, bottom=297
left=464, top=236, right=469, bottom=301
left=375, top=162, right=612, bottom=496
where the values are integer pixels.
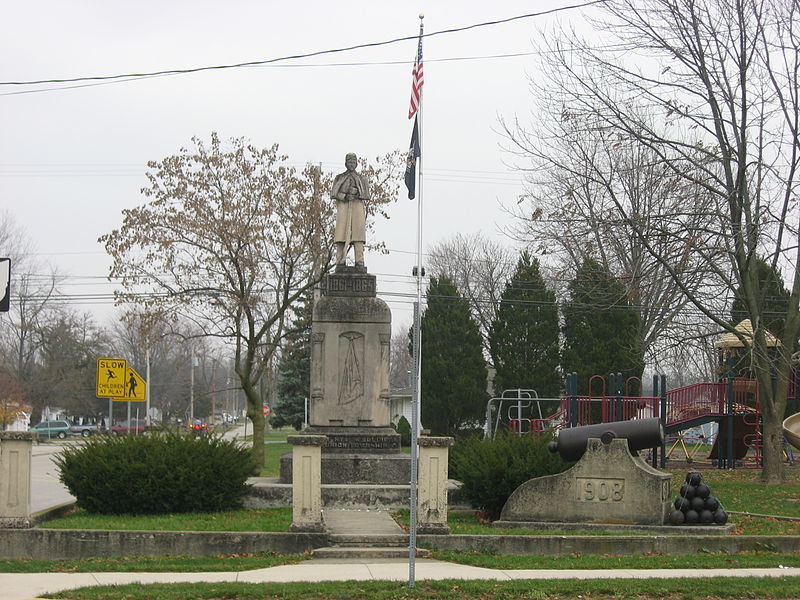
left=244, top=389, right=265, bottom=475
left=760, top=394, right=786, bottom=484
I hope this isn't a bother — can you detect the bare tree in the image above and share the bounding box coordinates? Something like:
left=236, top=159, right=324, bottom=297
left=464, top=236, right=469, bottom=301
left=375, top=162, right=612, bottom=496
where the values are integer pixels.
left=503, top=104, right=722, bottom=373
left=0, top=212, right=62, bottom=423
left=389, top=326, right=413, bottom=392
left=101, top=133, right=400, bottom=470
left=427, top=232, right=516, bottom=361
left=517, top=0, right=800, bottom=482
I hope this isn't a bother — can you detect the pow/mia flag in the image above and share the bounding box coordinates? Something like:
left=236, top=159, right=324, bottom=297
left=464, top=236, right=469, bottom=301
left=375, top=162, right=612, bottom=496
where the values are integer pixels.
left=405, top=116, right=421, bottom=200
left=0, top=258, right=9, bottom=312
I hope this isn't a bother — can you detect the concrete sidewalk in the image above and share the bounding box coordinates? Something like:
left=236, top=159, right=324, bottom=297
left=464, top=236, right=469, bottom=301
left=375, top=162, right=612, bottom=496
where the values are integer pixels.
left=6, top=507, right=799, bottom=599
left=2, top=561, right=799, bottom=600
left=323, top=508, right=404, bottom=535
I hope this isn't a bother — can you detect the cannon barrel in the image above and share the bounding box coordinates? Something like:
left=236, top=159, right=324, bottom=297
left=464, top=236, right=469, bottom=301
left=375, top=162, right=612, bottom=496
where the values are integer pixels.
left=547, top=417, right=664, bottom=462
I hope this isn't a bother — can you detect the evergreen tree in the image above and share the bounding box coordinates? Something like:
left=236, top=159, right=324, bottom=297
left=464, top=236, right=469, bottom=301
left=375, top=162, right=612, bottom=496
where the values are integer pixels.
left=731, top=257, right=790, bottom=339
left=272, top=296, right=312, bottom=430
left=561, top=258, right=644, bottom=399
left=417, top=276, right=487, bottom=436
left=489, top=252, right=560, bottom=397
left=728, top=258, right=790, bottom=381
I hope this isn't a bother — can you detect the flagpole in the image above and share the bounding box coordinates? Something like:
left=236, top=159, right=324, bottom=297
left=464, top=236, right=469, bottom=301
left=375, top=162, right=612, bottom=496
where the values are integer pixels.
left=409, top=12, right=424, bottom=589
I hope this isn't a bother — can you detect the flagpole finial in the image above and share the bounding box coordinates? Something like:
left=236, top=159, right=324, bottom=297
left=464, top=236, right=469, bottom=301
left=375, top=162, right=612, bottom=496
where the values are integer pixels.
left=419, top=13, right=424, bottom=20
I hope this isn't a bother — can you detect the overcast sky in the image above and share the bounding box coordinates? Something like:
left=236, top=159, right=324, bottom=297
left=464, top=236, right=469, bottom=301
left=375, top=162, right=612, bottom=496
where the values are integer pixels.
left=1, top=0, right=601, bottom=332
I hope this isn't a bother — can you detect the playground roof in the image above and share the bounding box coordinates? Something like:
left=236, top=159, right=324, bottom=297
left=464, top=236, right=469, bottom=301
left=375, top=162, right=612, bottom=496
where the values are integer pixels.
left=714, top=319, right=780, bottom=349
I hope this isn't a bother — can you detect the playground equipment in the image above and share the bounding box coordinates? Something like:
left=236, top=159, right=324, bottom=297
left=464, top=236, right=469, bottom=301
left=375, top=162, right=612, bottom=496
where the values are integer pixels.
left=547, top=417, right=664, bottom=462
left=488, top=371, right=796, bottom=469
left=784, top=412, right=800, bottom=451
left=484, top=389, right=562, bottom=439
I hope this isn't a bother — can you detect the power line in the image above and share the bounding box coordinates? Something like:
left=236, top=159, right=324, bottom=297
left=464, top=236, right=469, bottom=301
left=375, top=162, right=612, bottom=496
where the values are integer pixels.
left=0, top=1, right=604, bottom=88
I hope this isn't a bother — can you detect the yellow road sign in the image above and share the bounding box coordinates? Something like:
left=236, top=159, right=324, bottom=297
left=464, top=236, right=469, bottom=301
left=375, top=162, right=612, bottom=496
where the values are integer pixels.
left=119, top=366, right=147, bottom=402
left=96, top=358, right=127, bottom=398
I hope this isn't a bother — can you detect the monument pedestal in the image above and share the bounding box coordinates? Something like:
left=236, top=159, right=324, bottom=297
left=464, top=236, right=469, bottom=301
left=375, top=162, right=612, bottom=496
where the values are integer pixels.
left=498, top=438, right=672, bottom=526
left=280, top=266, right=410, bottom=485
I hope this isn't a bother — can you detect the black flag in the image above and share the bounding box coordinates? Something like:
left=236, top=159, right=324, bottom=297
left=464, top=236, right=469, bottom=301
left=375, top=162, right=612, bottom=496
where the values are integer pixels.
left=404, top=116, right=421, bottom=200
left=0, top=258, right=9, bottom=312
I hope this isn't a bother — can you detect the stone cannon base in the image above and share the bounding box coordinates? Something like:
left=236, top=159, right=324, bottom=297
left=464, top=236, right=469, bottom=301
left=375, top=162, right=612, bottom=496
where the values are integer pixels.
left=500, top=437, right=672, bottom=526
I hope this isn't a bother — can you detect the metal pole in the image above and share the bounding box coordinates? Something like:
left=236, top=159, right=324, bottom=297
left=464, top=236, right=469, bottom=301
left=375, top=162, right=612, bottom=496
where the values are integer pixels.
left=652, top=374, right=659, bottom=468
left=660, top=374, right=667, bottom=468
left=190, top=349, right=195, bottom=424
left=727, top=373, right=735, bottom=470
left=145, top=347, right=151, bottom=427
left=409, top=15, right=424, bottom=587
left=569, top=372, right=578, bottom=428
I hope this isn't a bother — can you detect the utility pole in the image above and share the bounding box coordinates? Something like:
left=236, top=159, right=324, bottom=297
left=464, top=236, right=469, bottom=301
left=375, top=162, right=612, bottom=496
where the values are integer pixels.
left=189, top=349, right=195, bottom=423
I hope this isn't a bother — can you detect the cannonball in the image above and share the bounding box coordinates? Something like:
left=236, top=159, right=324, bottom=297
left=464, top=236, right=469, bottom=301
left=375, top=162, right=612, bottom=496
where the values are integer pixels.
left=685, top=471, right=702, bottom=486
left=674, top=496, right=690, bottom=512
left=705, top=496, right=720, bottom=511
left=680, top=484, right=696, bottom=499
left=669, top=509, right=686, bottom=525
left=700, top=509, right=714, bottom=523
left=691, top=496, right=706, bottom=512
left=695, top=483, right=711, bottom=499
left=685, top=509, right=700, bottom=524
left=713, top=509, right=729, bottom=525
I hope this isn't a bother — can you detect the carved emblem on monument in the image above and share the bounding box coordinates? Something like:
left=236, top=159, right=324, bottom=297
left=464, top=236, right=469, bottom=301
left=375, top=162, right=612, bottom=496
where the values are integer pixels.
left=338, top=332, right=364, bottom=405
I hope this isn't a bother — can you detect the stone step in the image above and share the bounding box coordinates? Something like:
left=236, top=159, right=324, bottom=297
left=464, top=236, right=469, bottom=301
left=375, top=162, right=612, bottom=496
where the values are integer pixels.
left=328, top=533, right=408, bottom=547
left=312, top=546, right=430, bottom=559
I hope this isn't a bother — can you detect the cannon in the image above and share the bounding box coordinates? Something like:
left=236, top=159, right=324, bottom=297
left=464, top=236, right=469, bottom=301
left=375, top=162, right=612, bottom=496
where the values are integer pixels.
left=548, top=417, right=664, bottom=462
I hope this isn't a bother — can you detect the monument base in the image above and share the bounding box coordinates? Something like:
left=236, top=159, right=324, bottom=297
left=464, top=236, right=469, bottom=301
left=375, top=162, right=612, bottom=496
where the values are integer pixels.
left=303, top=426, right=400, bottom=454
left=500, top=438, right=672, bottom=526
left=280, top=452, right=411, bottom=485
left=279, top=427, right=410, bottom=484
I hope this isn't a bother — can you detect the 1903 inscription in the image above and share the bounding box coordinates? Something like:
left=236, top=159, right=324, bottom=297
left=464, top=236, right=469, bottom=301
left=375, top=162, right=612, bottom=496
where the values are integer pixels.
left=576, top=477, right=625, bottom=502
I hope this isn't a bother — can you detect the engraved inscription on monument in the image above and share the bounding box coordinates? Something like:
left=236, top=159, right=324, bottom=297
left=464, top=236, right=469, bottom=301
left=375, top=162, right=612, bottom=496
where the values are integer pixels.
left=326, top=274, right=377, bottom=297
left=325, top=435, right=399, bottom=450
left=576, top=477, right=625, bottom=502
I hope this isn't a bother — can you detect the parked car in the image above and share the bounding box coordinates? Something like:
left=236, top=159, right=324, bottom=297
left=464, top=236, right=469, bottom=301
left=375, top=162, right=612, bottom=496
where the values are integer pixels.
left=68, top=422, right=101, bottom=438
left=30, top=419, right=72, bottom=439
left=110, top=419, right=147, bottom=436
left=189, top=420, right=210, bottom=437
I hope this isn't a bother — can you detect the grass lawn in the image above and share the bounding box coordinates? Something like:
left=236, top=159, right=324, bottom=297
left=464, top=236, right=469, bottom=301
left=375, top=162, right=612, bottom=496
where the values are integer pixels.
left=699, top=468, right=800, bottom=517
left=429, top=548, right=800, bottom=569
left=395, top=508, right=800, bottom=536
left=396, top=468, right=800, bottom=536
left=38, top=507, right=293, bottom=532
left=40, top=577, right=800, bottom=599
left=241, top=427, right=294, bottom=443
left=260, top=442, right=291, bottom=477
left=0, top=552, right=305, bottom=573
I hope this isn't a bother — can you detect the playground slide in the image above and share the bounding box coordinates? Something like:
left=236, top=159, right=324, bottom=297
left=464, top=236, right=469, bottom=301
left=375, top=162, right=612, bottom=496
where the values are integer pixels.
left=783, top=412, right=800, bottom=451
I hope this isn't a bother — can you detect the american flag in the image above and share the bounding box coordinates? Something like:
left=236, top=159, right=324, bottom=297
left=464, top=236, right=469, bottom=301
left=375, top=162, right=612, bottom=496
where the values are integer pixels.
left=408, top=26, right=423, bottom=120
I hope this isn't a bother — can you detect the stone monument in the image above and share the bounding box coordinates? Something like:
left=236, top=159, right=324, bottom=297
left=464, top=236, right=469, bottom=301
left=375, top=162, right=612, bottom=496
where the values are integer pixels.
left=280, top=153, right=410, bottom=485
left=496, top=433, right=673, bottom=527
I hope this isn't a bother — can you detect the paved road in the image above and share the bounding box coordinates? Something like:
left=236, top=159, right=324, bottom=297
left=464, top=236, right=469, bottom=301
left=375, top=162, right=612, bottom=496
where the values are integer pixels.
left=30, top=441, right=75, bottom=513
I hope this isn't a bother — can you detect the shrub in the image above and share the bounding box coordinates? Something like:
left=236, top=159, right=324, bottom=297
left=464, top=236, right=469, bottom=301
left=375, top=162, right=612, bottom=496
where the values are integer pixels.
left=395, top=416, right=412, bottom=447
left=449, top=431, right=573, bottom=520
left=54, top=430, right=253, bottom=514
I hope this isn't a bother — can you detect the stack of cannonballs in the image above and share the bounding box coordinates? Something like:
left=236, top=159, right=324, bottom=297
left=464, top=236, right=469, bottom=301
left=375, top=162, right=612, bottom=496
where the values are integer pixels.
left=668, top=471, right=729, bottom=525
